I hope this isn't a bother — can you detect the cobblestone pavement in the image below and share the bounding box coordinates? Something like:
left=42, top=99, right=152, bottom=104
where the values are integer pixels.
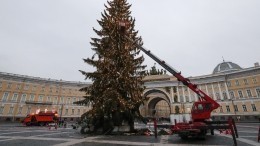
left=0, top=123, right=259, bottom=146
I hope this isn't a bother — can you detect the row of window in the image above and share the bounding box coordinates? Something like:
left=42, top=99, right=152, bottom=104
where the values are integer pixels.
left=227, top=78, right=258, bottom=87
left=0, top=82, right=80, bottom=94
left=219, top=104, right=257, bottom=113
left=179, top=77, right=258, bottom=92
left=1, top=92, right=82, bottom=105
left=0, top=106, right=86, bottom=115
left=178, top=88, right=260, bottom=102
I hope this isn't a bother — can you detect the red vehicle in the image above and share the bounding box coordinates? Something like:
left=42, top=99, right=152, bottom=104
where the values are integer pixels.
left=118, top=22, right=238, bottom=145
left=22, top=111, right=59, bottom=126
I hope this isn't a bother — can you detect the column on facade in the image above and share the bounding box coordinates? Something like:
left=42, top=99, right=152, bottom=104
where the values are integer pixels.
left=170, top=86, right=174, bottom=103
left=211, top=83, right=216, bottom=100
left=182, top=86, right=186, bottom=103
left=188, top=88, right=191, bottom=102
left=224, top=82, right=231, bottom=99
left=177, top=86, right=180, bottom=102
left=205, top=84, right=209, bottom=94
left=217, top=82, right=223, bottom=100
left=198, top=84, right=202, bottom=101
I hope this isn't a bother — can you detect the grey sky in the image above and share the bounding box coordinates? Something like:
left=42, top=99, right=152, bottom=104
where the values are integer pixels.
left=0, top=0, right=259, bottom=82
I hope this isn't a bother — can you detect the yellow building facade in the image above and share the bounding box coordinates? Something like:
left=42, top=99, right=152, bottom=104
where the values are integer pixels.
left=0, top=72, right=91, bottom=122
left=142, top=62, right=260, bottom=121
left=1, top=61, right=259, bottom=122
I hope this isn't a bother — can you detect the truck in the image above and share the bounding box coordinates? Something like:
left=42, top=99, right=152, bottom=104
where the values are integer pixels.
left=118, top=21, right=238, bottom=145
left=22, top=111, right=59, bottom=126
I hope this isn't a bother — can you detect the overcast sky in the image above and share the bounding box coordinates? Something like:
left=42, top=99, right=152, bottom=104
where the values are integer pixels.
left=0, top=0, right=259, bottom=82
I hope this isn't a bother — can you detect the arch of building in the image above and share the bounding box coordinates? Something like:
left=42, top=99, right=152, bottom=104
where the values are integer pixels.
left=143, top=89, right=172, bottom=117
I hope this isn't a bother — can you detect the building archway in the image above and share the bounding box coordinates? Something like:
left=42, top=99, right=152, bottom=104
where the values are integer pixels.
left=141, top=89, right=171, bottom=118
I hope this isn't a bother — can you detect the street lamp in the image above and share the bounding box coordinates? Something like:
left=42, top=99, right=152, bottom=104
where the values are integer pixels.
left=230, top=98, right=237, bottom=120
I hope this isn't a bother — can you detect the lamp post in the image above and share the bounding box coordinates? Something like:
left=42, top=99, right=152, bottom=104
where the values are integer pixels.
left=231, top=98, right=237, bottom=120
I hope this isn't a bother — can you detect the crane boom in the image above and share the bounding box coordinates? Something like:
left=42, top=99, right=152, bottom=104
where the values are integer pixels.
left=124, top=36, right=220, bottom=121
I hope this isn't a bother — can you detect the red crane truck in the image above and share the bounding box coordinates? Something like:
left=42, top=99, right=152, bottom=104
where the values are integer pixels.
left=22, top=111, right=59, bottom=126
left=118, top=22, right=238, bottom=145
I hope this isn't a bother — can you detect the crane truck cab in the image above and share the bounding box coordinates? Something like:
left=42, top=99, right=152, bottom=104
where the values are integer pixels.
left=22, top=111, right=59, bottom=126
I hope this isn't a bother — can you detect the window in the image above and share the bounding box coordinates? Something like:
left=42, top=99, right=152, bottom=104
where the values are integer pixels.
left=238, top=91, right=243, bottom=98
left=77, top=109, right=80, bottom=115
left=11, top=93, right=18, bottom=101
left=222, top=92, right=228, bottom=100
left=246, top=89, right=252, bottom=97
left=27, top=107, right=31, bottom=114
left=72, top=109, right=74, bottom=115
left=219, top=106, right=223, bottom=113
left=229, top=91, right=235, bottom=99
left=180, top=95, right=184, bottom=102
left=185, top=96, right=189, bottom=102
left=7, top=83, right=12, bottom=89
left=20, top=94, right=27, bottom=102
left=18, top=107, right=23, bottom=114
left=29, top=94, right=35, bottom=101
left=256, top=88, right=260, bottom=97
left=234, top=105, right=238, bottom=112
left=242, top=105, right=247, bottom=112
left=226, top=81, right=231, bottom=87
left=41, top=87, right=45, bottom=92
left=251, top=104, right=257, bottom=111
left=9, top=107, right=14, bottom=114
left=216, top=93, right=221, bottom=100
left=47, top=96, right=52, bottom=102
left=235, top=80, right=240, bottom=86
left=2, top=92, right=9, bottom=102
left=73, top=98, right=76, bottom=105
left=60, top=97, right=64, bottom=104
left=197, top=104, right=203, bottom=110
left=0, top=106, right=4, bottom=114
left=226, top=105, right=230, bottom=112
left=16, top=84, right=21, bottom=90
left=244, top=79, right=248, bottom=85
left=59, top=108, right=62, bottom=114
left=32, top=86, right=36, bottom=91
left=54, top=97, right=58, bottom=104
left=252, top=77, right=257, bottom=84
left=50, top=87, right=53, bottom=93
left=67, top=98, right=70, bottom=105
left=65, top=109, right=68, bottom=115
left=24, top=84, right=29, bottom=90
left=38, top=95, right=43, bottom=102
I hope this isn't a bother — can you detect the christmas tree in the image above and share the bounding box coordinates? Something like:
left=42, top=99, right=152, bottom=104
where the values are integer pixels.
left=75, top=0, right=147, bottom=133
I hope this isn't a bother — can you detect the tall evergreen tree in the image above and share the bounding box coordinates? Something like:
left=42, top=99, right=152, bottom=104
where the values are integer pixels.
left=76, top=0, right=146, bottom=133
